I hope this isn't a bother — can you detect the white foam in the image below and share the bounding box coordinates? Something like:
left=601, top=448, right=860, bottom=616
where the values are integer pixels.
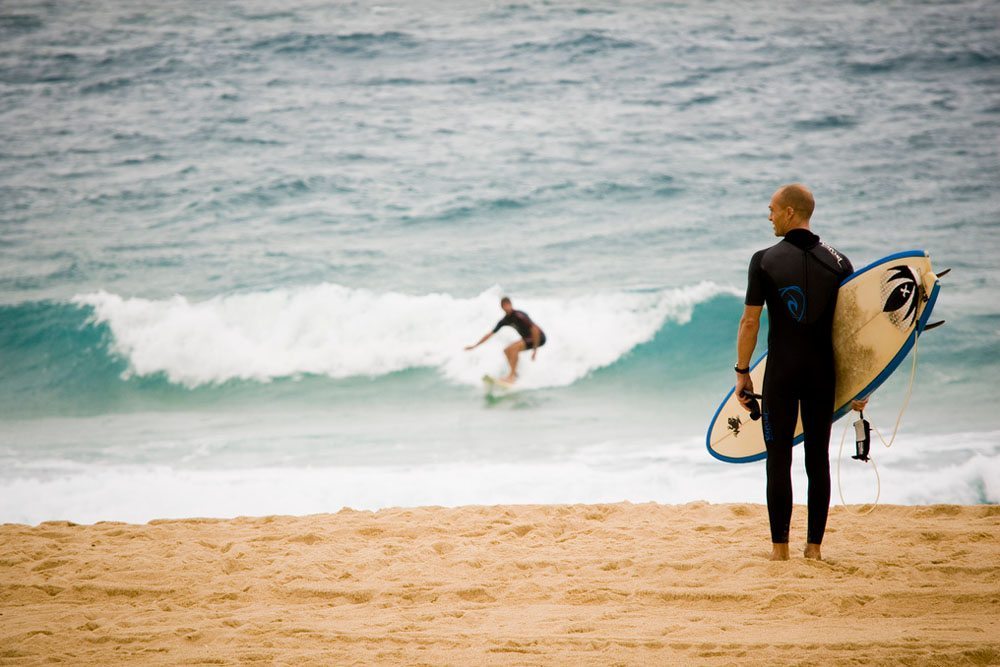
left=0, top=454, right=760, bottom=525
left=4, top=432, right=996, bottom=525
left=73, top=282, right=737, bottom=389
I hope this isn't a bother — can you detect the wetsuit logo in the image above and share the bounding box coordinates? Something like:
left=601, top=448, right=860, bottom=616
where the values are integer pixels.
left=881, top=265, right=920, bottom=331
left=819, top=241, right=847, bottom=268
left=779, top=286, right=806, bottom=322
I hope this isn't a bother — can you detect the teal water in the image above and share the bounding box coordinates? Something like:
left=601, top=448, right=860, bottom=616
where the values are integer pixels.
left=1, top=0, right=998, bottom=522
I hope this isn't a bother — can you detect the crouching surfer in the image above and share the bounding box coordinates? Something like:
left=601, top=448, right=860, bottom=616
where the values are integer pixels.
left=465, top=296, right=546, bottom=384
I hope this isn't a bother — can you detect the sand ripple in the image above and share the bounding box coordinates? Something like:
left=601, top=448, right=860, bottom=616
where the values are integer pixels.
left=2, top=503, right=998, bottom=665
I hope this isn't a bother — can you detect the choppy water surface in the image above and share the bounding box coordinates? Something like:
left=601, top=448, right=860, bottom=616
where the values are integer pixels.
left=1, top=1, right=998, bottom=522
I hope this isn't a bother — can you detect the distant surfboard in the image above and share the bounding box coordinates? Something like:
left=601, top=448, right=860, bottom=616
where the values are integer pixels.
left=483, top=374, right=516, bottom=395
left=706, top=250, right=943, bottom=463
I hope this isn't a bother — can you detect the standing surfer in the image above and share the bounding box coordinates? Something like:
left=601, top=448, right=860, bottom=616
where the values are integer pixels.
left=734, top=183, right=867, bottom=562
left=465, top=296, right=546, bottom=383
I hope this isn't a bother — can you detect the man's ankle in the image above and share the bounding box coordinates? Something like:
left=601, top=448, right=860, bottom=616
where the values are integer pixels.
left=803, top=542, right=822, bottom=560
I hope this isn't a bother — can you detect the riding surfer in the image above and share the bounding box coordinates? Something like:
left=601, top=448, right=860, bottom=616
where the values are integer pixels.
left=465, top=296, right=546, bottom=384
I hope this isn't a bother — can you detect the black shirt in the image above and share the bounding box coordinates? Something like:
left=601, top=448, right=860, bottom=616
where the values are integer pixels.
left=493, top=310, right=542, bottom=340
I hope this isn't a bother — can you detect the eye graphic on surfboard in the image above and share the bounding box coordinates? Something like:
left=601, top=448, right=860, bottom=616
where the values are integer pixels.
left=881, top=265, right=920, bottom=331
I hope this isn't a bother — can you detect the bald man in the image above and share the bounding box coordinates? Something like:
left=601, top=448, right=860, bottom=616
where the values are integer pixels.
left=734, top=184, right=865, bottom=562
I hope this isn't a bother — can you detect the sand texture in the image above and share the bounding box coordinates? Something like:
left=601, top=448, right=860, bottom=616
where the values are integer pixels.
left=2, top=502, right=998, bottom=665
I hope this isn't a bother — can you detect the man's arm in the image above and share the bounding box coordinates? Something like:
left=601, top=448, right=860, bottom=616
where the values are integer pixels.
left=465, top=331, right=493, bottom=350
left=467, top=316, right=509, bottom=350
left=530, top=325, right=541, bottom=360
left=735, top=305, right=762, bottom=410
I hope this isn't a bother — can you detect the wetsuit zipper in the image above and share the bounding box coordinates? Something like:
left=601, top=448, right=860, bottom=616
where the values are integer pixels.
left=802, top=251, right=808, bottom=324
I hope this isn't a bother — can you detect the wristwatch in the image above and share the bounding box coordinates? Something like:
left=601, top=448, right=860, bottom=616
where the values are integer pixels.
left=734, top=365, right=750, bottom=374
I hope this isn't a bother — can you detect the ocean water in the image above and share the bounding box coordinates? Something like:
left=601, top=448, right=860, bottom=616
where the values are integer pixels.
left=2, top=0, right=999, bottom=524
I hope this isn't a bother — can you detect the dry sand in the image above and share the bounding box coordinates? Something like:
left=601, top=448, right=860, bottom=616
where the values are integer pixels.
left=1, top=502, right=998, bottom=665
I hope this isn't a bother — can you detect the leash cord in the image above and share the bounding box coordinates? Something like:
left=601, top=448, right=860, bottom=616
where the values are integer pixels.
left=836, top=334, right=919, bottom=514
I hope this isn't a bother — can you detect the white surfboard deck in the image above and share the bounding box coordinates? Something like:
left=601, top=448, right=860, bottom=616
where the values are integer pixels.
left=707, top=250, right=942, bottom=463
left=483, top=374, right=516, bottom=394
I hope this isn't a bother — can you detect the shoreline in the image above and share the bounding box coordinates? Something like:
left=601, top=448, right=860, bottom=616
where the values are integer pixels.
left=2, top=502, right=998, bottom=665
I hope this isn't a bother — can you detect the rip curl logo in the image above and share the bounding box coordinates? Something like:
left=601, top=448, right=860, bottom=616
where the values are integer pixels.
left=881, top=265, right=920, bottom=331
left=819, top=241, right=847, bottom=268
left=779, top=285, right=805, bottom=322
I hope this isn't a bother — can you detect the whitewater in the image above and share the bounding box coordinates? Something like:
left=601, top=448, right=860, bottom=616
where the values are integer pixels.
left=73, top=282, right=734, bottom=388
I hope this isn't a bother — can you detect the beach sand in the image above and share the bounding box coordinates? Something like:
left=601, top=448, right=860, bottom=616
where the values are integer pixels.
left=2, top=502, right=998, bottom=665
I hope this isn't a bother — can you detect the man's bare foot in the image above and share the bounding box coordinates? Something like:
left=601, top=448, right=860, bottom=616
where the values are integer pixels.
left=501, top=375, right=516, bottom=384
left=803, top=543, right=822, bottom=560
left=770, top=543, right=790, bottom=561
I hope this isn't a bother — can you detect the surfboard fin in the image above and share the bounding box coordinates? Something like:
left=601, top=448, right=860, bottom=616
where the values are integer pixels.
left=922, top=320, right=946, bottom=332
left=936, top=268, right=951, bottom=279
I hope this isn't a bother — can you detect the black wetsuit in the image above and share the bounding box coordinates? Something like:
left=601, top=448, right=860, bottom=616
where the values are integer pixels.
left=745, top=229, right=853, bottom=545
left=493, top=310, right=546, bottom=349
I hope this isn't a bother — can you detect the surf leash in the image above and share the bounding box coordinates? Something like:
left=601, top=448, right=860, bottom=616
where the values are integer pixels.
left=836, top=335, right=920, bottom=515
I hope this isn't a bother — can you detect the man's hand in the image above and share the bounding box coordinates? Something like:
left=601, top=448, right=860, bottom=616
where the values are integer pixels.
left=851, top=396, right=869, bottom=412
left=467, top=332, right=492, bottom=351
left=735, top=373, right=754, bottom=411
left=531, top=349, right=537, bottom=361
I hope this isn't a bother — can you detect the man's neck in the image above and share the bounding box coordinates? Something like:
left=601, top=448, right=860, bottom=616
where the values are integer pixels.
left=782, top=226, right=819, bottom=250
left=782, top=223, right=811, bottom=236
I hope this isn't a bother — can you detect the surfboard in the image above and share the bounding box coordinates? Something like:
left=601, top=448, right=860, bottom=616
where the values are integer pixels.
left=483, top=374, right=516, bottom=395
left=706, top=250, right=943, bottom=463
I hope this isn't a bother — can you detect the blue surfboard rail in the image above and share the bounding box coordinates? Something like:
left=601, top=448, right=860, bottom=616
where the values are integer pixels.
left=706, top=250, right=939, bottom=464
left=704, top=352, right=769, bottom=463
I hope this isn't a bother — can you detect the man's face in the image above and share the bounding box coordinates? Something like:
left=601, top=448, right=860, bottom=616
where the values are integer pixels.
left=501, top=301, right=513, bottom=314
left=768, top=193, right=792, bottom=237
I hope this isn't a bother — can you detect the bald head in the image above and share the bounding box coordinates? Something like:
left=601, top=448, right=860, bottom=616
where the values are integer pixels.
left=775, top=184, right=815, bottom=220
left=768, top=183, right=815, bottom=237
